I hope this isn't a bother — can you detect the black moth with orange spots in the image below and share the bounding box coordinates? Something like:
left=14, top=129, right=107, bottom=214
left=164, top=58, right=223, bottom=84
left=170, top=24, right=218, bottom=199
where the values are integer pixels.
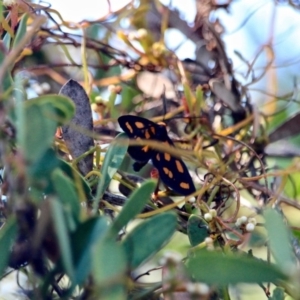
left=118, top=115, right=196, bottom=196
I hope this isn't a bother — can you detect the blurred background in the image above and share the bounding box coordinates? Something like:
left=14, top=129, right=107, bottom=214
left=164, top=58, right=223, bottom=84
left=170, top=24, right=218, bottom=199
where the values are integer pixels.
left=38, top=0, right=300, bottom=98
left=2, top=1, right=300, bottom=299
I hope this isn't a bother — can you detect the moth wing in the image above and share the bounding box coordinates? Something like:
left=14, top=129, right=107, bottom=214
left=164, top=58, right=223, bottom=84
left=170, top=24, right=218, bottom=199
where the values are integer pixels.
left=118, top=115, right=157, bottom=162
left=152, top=139, right=195, bottom=196
left=126, top=146, right=152, bottom=164
left=118, top=115, right=157, bottom=138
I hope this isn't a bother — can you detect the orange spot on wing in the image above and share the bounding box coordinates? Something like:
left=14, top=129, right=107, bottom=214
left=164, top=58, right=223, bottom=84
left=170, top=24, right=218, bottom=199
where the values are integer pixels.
left=180, top=182, right=190, bottom=189
left=150, top=126, right=156, bottom=134
left=175, top=160, right=184, bottom=173
left=145, top=130, right=151, bottom=139
left=163, top=167, right=173, bottom=178
left=142, top=145, right=149, bottom=152
left=156, top=153, right=160, bottom=161
left=164, top=153, right=171, bottom=161
left=125, top=122, right=133, bottom=133
left=135, top=121, right=145, bottom=129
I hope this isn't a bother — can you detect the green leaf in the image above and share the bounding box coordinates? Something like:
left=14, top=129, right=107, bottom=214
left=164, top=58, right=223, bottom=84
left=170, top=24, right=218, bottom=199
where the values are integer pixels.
left=71, top=217, right=109, bottom=285
left=283, top=172, right=300, bottom=199
left=29, top=148, right=61, bottom=179
left=20, top=101, right=57, bottom=164
left=27, top=148, right=62, bottom=199
left=3, top=32, right=11, bottom=50
left=122, top=212, right=177, bottom=269
left=0, top=218, right=17, bottom=276
left=185, top=250, right=287, bottom=285
left=59, top=159, right=92, bottom=200
left=269, top=287, right=285, bottom=300
left=109, top=179, right=156, bottom=235
left=187, top=215, right=208, bottom=246
left=51, top=199, right=74, bottom=280
left=17, top=95, right=75, bottom=166
left=121, top=85, right=140, bottom=111
left=264, top=208, right=296, bottom=272
left=95, top=51, right=121, bottom=80
left=195, top=85, right=204, bottom=114
left=0, top=42, right=13, bottom=91
left=92, top=238, right=127, bottom=300
left=13, top=14, right=29, bottom=48
left=28, top=94, right=75, bottom=125
left=183, top=83, right=194, bottom=114
left=52, top=169, right=80, bottom=226
left=108, top=91, right=118, bottom=119
left=267, top=102, right=298, bottom=136
left=95, top=133, right=128, bottom=208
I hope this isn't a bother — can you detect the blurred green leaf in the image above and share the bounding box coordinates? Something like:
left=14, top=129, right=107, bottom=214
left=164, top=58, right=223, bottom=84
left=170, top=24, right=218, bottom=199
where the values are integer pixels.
left=86, top=23, right=101, bottom=39
left=95, top=51, right=121, bottom=81
left=269, top=287, right=285, bottom=300
left=283, top=171, right=300, bottom=199
left=122, top=212, right=177, bottom=269
left=19, top=102, right=56, bottom=164
left=183, top=83, right=194, bottom=115
left=3, top=32, right=11, bottom=50
left=92, top=238, right=126, bottom=300
left=28, top=94, right=75, bottom=125
left=264, top=208, right=296, bottom=272
left=95, top=132, right=128, bottom=205
left=267, top=102, right=298, bottom=136
left=187, top=215, right=208, bottom=246
left=0, top=43, right=13, bottom=91
left=13, top=14, right=29, bottom=48
left=52, top=169, right=80, bottom=226
left=71, top=217, right=109, bottom=285
left=121, top=85, right=140, bottom=111
left=194, top=85, right=204, bottom=116
left=51, top=199, right=74, bottom=281
left=109, top=179, right=156, bottom=236
left=0, top=218, right=17, bottom=276
left=18, top=95, right=75, bottom=165
left=59, top=159, right=92, bottom=200
left=109, top=91, right=118, bottom=119
left=185, top=250, right=286, bottom=284
left=29, top=148, right=61, bottom=179
left=268, top=112, right=300, bottom=143
left=293, top=228, right=300, bottom=241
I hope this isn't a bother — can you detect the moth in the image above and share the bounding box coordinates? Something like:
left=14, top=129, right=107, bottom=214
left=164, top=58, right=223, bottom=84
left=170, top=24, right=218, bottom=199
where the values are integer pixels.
left=118, top=115, right=195, bottom=195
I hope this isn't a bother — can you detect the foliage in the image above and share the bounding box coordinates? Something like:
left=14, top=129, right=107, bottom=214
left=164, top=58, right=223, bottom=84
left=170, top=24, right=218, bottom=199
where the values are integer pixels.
left=1, top=1, right=300, bottom=299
